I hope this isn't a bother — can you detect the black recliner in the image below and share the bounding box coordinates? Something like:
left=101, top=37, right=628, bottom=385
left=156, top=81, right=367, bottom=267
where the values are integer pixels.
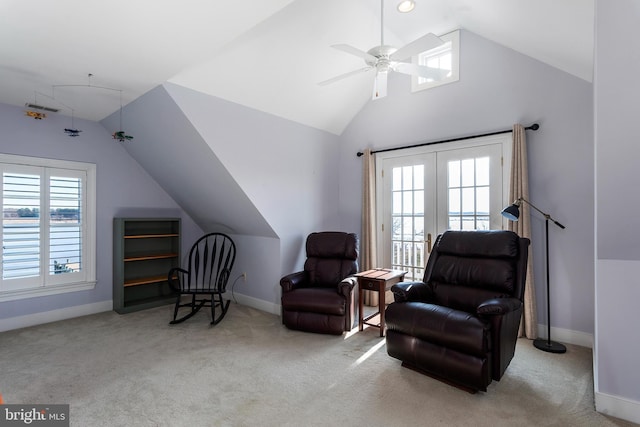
left=385, top=230, right=530, bottom=392
left=280, top=232, right=359, bottom=335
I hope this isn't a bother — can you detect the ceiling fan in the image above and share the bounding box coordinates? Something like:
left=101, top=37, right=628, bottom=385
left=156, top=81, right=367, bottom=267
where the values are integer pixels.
left=319, top=0, right=448, bottom=100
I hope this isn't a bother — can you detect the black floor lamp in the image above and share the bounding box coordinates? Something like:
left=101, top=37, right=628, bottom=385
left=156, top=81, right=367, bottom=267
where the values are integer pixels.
left=501, top=198, right=567, bottom=354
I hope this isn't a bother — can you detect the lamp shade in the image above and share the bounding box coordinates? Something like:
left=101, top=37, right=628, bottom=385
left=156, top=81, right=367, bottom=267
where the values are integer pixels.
left=501, top=204, right=520, bottom=221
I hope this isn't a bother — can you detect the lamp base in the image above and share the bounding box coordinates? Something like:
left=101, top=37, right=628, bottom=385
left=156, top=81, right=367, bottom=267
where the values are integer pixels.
left=533, top=338, right=566, bottom=354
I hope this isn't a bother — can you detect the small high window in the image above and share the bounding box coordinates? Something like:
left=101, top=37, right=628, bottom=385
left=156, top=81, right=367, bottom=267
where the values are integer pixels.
left=411, top=30, right=460, bottom=93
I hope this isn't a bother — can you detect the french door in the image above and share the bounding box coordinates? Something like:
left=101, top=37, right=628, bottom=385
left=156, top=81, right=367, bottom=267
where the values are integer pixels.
left=376, top=134, right=511, bottom=280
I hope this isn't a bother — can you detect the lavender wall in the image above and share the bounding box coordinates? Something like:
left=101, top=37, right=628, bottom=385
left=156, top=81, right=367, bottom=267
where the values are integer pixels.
left=0, top=102, right=202, bottom=320
left=338, top=30, right=595, bottom=337
left=594, top=0, right=640, bottom=418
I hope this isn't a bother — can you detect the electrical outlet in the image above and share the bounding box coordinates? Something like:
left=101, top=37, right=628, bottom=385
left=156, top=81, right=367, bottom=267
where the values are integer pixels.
left=242, top=272, right=247, bottom=282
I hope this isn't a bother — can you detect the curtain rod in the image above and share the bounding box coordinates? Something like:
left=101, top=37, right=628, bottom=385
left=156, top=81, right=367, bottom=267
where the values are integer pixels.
left=356, top=123, right=540, bottom=157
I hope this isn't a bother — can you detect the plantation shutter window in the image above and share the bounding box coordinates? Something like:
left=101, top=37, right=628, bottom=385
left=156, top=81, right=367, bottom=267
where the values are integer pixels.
left=0, top=154, right=96, bottom=300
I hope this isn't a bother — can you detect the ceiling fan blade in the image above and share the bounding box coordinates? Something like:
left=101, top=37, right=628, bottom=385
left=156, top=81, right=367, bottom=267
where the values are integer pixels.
left=390, top=33, right=444, bottom=61
left=318, top=66, right=373, bottom=86
left=331, top=44, right=378, bottom=63
left=372, top=71, right=388, bottom=100
left=393, top=62, right=450, bottom=80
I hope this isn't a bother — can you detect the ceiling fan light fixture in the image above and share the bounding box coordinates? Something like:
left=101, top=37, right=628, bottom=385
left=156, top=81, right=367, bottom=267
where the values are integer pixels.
left=320, top=0, right=444, bottom=100
left=397, top=0, right=415, bottom=13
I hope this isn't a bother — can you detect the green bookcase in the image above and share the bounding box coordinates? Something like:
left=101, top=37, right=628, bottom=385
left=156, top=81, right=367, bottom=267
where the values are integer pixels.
left=113, top=218, right=181, bottom=314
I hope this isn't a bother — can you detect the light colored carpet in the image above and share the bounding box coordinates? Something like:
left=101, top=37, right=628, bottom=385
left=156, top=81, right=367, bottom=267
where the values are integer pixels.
left=0, top=303, right=635, bottom=427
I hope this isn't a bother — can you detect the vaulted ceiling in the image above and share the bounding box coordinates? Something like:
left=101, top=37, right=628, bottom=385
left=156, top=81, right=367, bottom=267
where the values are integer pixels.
left=0, top=0, right=594, bottom=135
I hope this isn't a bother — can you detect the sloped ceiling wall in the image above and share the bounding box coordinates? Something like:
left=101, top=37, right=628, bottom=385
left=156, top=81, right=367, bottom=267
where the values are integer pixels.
left=161, top=82, right=343, bottom=239
left=101, top=85, right=276, bottom=238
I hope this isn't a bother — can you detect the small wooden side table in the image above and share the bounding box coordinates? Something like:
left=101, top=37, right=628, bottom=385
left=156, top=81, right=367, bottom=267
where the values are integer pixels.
left=356, top=269, right=406, bottom=337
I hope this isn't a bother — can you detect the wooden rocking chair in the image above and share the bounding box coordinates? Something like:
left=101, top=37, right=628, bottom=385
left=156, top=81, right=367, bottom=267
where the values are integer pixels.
left=168, top=233, right=236, bottom=325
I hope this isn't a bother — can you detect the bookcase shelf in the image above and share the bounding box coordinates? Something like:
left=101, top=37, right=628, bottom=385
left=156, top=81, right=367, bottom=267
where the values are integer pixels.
left=124, top=253, right=178, bottom=262
left=113, top=218, right=181, bottom=314
left=124, top=234, right=179, bottom=239
left=123, top=275, right=179, bottom=287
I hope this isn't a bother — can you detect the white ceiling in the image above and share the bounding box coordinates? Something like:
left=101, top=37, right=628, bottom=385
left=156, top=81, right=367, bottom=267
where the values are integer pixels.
left=0, top=0, right=594, bottom=135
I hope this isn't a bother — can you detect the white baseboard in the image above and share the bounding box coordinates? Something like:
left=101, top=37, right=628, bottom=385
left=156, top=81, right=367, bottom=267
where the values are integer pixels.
left=537, top=324, right=594, bottom=348
left=230, top=298, right=599, bottom=348
left=0, top=295, right=276, bottom=333
left=595, top=391, right=640, bottom=425
left=225, top=292, right=280, bottom=316
left=0, top=300, right=113, bottom=333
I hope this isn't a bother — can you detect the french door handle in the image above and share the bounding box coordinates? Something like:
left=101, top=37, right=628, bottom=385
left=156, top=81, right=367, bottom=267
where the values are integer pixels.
left=425, top=233, right=432, bottom=252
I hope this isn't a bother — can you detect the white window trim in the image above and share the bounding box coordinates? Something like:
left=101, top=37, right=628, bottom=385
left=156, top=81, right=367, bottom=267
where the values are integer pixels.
left=411, top=30, right=460, bottom=93
left=0, top=153, right=96, bottom=302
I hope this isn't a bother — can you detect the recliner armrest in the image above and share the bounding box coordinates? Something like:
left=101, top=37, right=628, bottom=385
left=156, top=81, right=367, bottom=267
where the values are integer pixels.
left=338, top=276, right=357, bottom=297
left=391, top=281, right=434, bottom=303
left=477, top=298, right=522, bottom=316
left=280, top=271, right=307, bottom=292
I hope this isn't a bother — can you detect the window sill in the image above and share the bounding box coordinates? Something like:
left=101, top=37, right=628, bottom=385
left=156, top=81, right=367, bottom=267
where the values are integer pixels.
left=0, top=280, right=97, bottom=303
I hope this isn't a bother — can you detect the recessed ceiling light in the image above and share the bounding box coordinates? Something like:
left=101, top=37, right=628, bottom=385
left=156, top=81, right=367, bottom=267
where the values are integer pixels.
left=397, top=0, right=415, bottom=13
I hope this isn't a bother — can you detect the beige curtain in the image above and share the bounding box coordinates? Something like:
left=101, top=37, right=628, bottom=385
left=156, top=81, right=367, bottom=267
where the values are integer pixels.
left=508, top=124, right=537, bottom=339
left=361, top=149, right=379, bottom=306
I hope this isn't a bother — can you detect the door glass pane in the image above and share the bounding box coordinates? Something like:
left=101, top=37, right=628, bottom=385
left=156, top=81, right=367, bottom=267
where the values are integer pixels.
left=414, top=165, right=424, bottom=190
left=448, top=188, right=460, bottom=215
left=414, top=190, right=424, bottom=215
left=462, top=216, right=475, bottom=230
left=476, top=187, right=490, bottom=215
left=476, top=157, right=490, bottom=186
left=403, top=167, right=413, bottom=190
left=403, top=191, right=413, bottom=213
left=403, top=217, right=413, bottom=240
left=414, top=216, right=424, bottom=242
left=392, top=217, right=401, bottom=240
left=449, top=216, right=461, bottom=230
left=414, top=244, right=424, bottom=279
left=462, top=187, right=475, bottom=215
left=448, top=161, right=460, bottom=187
left=461, top=158, right=474, bottom=186
left=403, top=243, right=412, bottom=266
left=392, top=168, right=402, bottom=191
left=392, top=242, right=401, bottom=265
left=477, top=216, right=490, bottom=230
left=392, top=192, right=401, bottom=214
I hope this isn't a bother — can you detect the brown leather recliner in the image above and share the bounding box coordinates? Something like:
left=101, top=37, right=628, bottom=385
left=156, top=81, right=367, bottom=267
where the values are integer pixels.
left=385, top=230, right=530, bottom=392
left=280, top=232, right=359, bottom=335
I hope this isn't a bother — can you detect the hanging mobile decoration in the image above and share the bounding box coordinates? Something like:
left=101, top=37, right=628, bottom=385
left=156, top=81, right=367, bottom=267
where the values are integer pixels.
left=24, top=91, right=59, bottom=119
left=112, top=89, right=133, bottom=142
left=24, top=74, right=134, bottom=140
left=24, top=90, right=81, bottom=136
left=50, top=74, right=133, bottom=141
left=64, top=109, right=82, bottom=137
left=25, top=110, right=47, bottom=120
